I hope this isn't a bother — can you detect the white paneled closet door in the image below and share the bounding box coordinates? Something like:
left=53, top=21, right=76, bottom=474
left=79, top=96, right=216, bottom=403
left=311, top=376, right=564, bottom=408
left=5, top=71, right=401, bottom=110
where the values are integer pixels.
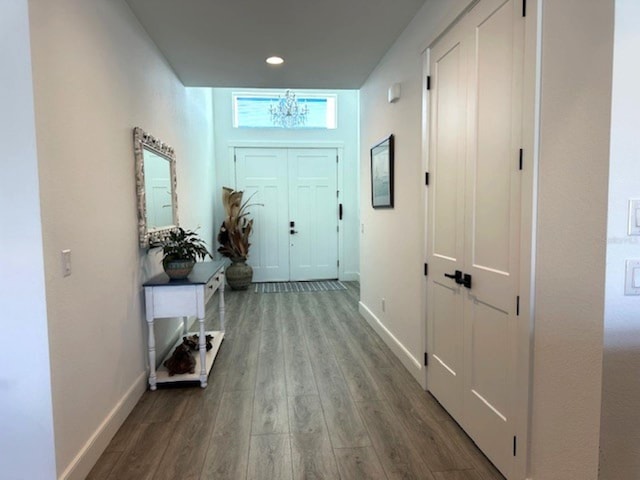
left=426, top=18, right=468, bottom=424
left=234, top=147, right=338, bottom=282
left=426, top=0, right=524, bottom=477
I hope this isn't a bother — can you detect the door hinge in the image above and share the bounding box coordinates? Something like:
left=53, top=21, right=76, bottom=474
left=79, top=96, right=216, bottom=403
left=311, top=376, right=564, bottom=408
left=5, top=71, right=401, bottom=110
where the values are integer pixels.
left=425, top=172, right=430, bottom=186
left=513, top=436, right=517, bottom=456
left=518, top=148, right=523, bottom=171
left=426, top=76, right=431, bottom=90
left=337, top=260, right=340, bottom=267
left=516, top=296, right=520, bottom=316
left=424, top=352, right=429, bottom=366
left=234, top=154, right=237, bottom=163
left=522, top=0, right=527, bottom=17
left=336, top=190, right=339, bottom=198
left=337, top=225, right=339, bottom=233
left=336, top=155, right=339, bottom=163
left=424, top=263, right=428, bottom=276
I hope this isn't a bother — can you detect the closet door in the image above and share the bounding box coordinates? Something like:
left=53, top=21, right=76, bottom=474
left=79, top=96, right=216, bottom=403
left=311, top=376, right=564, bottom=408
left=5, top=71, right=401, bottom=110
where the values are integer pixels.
left=426, top=0, right=524, bottom=477
left=426, top=19, right=468, bottom=423
left=462, top=1, right=523, bottom=475
left=235, top=148, right=290, bottom=282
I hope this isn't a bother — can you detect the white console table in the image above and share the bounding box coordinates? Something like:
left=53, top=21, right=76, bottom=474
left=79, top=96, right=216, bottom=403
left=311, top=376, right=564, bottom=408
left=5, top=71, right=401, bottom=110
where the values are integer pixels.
left=143, top=260, right=226, bottom=390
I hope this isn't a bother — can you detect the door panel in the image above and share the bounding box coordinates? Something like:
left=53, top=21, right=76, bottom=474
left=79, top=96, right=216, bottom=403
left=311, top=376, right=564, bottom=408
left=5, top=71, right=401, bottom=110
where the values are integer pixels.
left=288, top=149, right=338, bottom=281
left=235, top=148, right=289, bottom=282
left=427, top=23, right=468, bottom=423
left=466, top=0, right=522, bottom=312
left=433, top=43, right=465, bottom=262
left=463, top=0, right=522, bottom=476
left=429, top=281, right=464, bottom=419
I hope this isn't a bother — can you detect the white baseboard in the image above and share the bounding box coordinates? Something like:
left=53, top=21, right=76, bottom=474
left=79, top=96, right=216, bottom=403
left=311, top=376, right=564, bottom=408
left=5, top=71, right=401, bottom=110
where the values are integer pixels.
left=358, top=301, right=426, bottom=389
left=60, top=372, right=147, bottom=480
left=341, top=271, right=360, bottom=282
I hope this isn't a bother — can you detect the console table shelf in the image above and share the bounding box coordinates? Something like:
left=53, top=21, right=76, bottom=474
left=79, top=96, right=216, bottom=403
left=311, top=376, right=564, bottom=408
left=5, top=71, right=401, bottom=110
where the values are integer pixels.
left=143, top=261, right=226, bottom=390
left=153, top=330, right=224, bottom=385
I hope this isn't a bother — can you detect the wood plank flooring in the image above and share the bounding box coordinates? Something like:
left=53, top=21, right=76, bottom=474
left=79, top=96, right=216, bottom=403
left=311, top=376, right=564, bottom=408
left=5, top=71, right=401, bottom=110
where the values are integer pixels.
left=88, top=283, right=504, bottom=480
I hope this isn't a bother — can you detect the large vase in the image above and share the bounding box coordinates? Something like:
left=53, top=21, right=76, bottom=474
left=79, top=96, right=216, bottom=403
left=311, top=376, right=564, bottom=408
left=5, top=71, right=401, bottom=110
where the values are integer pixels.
left=226, top=258, right=253, bottom=290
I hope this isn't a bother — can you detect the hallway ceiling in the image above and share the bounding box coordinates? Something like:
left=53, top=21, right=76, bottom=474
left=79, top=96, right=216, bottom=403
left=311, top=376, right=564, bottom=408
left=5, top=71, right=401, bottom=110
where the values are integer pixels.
left=125, top=0, right=426, bottom=89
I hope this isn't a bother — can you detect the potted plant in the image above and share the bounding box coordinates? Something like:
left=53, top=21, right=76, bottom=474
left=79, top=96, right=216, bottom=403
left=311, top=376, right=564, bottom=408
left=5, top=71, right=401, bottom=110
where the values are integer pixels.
left=217, top=187, right=258, bottom=290
left=150, top=227, right=211, bottom=280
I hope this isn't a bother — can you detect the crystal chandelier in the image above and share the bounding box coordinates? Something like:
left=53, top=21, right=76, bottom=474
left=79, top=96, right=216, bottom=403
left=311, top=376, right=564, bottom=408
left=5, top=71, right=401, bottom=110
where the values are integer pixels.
left=269, top=90, right=309, bottom=128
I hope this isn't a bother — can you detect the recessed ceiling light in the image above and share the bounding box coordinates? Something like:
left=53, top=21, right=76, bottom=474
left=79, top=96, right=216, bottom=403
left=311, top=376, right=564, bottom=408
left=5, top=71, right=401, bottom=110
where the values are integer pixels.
left=266, top=56, right=284, bottom=65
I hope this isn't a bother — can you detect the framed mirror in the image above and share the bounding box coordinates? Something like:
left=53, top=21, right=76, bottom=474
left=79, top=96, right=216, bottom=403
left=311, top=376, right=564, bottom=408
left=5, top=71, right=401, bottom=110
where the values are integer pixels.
left=134, top=127, right=179, bottom=247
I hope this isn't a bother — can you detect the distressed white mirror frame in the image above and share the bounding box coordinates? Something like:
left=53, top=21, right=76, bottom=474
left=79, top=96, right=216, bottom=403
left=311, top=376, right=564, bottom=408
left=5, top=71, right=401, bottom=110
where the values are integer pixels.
left=134, top=127, right=179, bottom=248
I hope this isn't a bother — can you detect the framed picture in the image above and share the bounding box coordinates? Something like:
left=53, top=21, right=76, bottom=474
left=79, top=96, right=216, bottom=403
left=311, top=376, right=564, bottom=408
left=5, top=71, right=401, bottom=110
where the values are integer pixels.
left=370, top=134, right=394, bottom=208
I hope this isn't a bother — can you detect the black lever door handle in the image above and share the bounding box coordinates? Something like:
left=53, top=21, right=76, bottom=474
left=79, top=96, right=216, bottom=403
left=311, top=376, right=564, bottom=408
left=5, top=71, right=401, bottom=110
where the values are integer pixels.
left=444, top=270, right=463, bottom=284
left=290, top=229, right=298, bottom=235
left=339, top=204, right=343, bottom=220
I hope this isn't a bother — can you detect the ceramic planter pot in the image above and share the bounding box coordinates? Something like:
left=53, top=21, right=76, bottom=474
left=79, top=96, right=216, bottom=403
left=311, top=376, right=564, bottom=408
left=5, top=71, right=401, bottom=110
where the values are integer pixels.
left=163, top=258, right=195, bottom=280
left=226, top=258, right=253, bottom=290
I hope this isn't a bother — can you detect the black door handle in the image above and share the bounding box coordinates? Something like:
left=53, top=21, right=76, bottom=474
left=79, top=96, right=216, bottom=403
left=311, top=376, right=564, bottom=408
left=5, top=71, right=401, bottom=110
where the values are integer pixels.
left=290, top=229, right=298, bottom=235
left=444, top=270, right=463, bottom=284
left=339, top=204, right=343, bottom=220
left=290, top=221, right=295, bottom=227
left=462, top=274, right=472, bottom=289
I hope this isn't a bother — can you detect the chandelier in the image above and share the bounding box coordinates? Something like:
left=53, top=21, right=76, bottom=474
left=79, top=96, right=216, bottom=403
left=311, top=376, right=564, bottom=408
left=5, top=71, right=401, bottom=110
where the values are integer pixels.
left=269, top=90, right=309, bottom=128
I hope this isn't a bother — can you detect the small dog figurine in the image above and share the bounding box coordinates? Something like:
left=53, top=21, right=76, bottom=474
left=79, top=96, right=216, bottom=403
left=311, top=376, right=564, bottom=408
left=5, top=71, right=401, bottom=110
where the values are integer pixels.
left=183, top=334, right=213, bottom=351
left=163, top=343, right=196, bottom=376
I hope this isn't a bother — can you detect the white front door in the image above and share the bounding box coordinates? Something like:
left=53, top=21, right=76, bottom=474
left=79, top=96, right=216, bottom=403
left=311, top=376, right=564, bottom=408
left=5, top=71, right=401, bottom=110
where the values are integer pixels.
left=288, top=149, right=339, bottom=281
left=234, top=147, right=338, bottom=282
left=235, top=148, right=290, bottom=282
left=427, top=0, right=524, bottom=477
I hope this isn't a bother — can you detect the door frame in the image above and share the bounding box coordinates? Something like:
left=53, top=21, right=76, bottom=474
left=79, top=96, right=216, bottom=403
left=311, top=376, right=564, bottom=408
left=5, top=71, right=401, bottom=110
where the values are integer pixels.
left=227, top=141, right=348, bottom=281
left=421, top=1, right=541, bottom=478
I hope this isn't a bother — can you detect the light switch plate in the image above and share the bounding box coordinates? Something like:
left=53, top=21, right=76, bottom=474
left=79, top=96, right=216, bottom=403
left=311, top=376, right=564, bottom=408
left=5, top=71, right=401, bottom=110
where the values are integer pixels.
left=625, top=259, right=640, bottom=295
left=629, top=199, right=640, bottom=235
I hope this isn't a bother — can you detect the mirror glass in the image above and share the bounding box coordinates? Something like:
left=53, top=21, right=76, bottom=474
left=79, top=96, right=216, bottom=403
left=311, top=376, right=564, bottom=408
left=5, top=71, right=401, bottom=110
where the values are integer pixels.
left=143, top=149, right=174, bottom=229
left=134, top=127, right=179, bottom=247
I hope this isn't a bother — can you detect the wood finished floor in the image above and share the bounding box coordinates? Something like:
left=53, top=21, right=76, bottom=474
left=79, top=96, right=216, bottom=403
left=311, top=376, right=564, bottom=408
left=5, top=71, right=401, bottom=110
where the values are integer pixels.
left=89, top=283, right=504, bottom=480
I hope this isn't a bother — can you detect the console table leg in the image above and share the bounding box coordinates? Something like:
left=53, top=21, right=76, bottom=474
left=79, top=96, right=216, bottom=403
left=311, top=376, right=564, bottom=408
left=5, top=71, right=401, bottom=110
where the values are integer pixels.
left=147, top=318, right=157, bottom=391
left=198, top=315, right=207, bottom=388
left=219, top=272, right=226, bottom=332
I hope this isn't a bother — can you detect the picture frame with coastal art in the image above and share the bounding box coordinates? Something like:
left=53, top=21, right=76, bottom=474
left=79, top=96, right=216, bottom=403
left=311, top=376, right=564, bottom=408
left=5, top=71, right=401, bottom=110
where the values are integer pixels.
left=370, top=134, right=394, bottom=208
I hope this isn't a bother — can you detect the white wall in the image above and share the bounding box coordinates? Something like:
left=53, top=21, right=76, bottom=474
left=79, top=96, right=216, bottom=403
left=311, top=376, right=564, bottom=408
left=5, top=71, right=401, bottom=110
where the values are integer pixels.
left=0, top=1, right=57, bottom=478
left=211, top=88, right=360, bottom=280
left=27, top=0, right=215, bottom=477
left=360, top=0, right=614, bottom=478
left=530, top=1, right=613, bottom=478
left=599, top=1, right=640, bottom=477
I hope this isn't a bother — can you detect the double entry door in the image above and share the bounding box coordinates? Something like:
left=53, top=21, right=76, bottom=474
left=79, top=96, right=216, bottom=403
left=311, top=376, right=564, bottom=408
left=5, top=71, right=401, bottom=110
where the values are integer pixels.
left=235, top=147, right=338, bottom=282
left=426, top=0, right=524, bottom=478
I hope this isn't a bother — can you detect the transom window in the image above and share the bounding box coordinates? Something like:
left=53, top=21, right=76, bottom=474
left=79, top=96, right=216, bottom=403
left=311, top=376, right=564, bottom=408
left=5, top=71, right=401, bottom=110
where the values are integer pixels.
left=232, top=92, right=337, bottom=129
